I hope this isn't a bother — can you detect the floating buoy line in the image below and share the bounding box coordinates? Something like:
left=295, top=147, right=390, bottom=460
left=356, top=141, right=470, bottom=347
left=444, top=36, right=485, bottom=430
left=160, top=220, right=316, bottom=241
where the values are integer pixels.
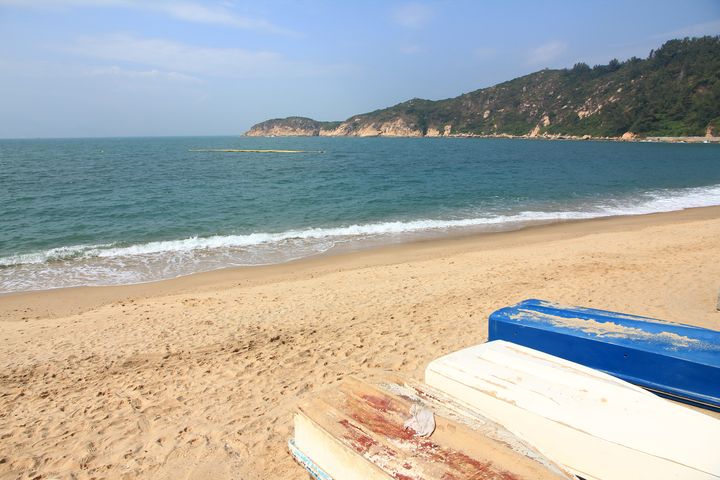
left=189, top=149, right=325, bottom=154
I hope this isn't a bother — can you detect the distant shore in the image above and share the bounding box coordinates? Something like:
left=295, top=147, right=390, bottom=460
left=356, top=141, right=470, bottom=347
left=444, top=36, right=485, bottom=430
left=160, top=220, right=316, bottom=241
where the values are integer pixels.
left=244, top=131, right=720, bottom=143
left=445, top=133, right=720, bottom=143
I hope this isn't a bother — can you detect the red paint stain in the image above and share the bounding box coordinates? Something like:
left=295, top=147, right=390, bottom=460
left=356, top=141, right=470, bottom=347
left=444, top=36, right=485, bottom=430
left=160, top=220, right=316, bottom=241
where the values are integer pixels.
left=338, top=418, right=377, bottom=454
left=337, top=390, right=524, bottom=480
left=394, top=474, right=414, bottom=480
left=350, top=411, right=416, bottom=441
left=361, top=394, right=402, bottom=414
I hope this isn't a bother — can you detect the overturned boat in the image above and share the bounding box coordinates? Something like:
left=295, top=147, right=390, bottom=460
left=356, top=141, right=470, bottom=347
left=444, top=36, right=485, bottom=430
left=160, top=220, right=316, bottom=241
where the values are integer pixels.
left=289, top=375, right=573, bottom=480
left=488, top=299, right=720, bottom=410
left=426, top=340, right=720, bottom=480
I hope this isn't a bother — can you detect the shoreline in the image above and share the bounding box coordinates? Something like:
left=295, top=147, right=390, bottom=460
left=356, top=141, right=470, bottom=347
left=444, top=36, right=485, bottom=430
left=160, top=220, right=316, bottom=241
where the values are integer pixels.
left=4, top=136, right=720, bottom=302
left=244, top=132, right=720, bottom=144
left=4, top=134, right=720, bottom=143
left=3, top=204, right=720, bottom=321
left=2, top=203, right=720, bottom=479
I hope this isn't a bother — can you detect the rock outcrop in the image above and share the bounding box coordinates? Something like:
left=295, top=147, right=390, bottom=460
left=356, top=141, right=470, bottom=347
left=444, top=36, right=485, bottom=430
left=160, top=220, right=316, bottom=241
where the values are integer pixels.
left=245, top=116, right=426, bottom=138
left=321, top=117, right=423, bottom=137
left=245, top=117, right=340, bottom=137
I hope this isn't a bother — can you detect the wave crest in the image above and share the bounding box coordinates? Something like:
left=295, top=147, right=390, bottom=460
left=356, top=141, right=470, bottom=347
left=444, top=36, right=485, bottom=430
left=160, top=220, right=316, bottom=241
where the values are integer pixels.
left=2, top=183, right=720, bottom=292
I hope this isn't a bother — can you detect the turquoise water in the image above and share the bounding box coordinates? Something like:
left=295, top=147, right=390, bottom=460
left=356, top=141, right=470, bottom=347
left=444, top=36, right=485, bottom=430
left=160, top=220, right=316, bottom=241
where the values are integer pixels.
left=1, top=136, right=719, bottom=293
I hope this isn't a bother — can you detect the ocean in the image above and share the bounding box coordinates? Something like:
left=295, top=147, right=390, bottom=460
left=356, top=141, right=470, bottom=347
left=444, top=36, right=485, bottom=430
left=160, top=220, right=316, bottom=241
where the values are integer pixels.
left=1, top=136, right=719, bottom=293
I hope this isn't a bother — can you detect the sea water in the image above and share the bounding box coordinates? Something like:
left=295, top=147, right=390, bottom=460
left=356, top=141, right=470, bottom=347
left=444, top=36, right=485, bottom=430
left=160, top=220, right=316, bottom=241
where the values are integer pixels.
left=1, top=136, right=719, bottom=293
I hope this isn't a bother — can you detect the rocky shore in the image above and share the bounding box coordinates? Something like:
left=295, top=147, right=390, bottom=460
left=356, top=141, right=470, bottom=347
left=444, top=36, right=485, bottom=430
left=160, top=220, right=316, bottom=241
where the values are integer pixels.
left=245, top=117, right=720, bottom=143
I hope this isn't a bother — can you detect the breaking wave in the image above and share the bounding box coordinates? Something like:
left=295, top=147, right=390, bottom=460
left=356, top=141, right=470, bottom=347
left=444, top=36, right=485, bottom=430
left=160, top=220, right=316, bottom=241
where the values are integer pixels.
left=2, top=183, right=720, bottom=293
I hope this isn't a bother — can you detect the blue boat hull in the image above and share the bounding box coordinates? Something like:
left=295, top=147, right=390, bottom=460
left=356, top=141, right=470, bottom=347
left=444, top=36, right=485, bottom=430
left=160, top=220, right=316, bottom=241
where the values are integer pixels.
left=488, top=299, right=720, bottom=411
left=288, top=439, right=334, bottom=480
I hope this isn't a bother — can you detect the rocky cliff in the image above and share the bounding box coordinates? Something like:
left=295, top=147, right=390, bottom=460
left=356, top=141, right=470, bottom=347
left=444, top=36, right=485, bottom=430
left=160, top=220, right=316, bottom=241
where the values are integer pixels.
left=244, top=117, right=340, bottom=136
left=245, top=36, right=720, bottom=139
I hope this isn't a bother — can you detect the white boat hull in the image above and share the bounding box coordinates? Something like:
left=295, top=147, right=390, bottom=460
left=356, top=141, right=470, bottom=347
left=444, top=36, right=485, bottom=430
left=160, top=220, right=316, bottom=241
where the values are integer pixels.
left=425, top=340, right=720, bottom=480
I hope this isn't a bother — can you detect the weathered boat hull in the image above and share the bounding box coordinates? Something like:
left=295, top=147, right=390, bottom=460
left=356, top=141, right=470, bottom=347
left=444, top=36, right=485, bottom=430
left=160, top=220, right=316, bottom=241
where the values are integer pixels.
left=425, top=340, right=720, bottom=480
left=488, top=299, right=720, bottom=410
left=290, top=375, right=572, bottom=480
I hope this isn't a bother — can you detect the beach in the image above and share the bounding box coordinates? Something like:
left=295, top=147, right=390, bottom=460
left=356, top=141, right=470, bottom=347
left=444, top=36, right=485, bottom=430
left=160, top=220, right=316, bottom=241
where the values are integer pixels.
left=2, top=206, right=720, bottom=480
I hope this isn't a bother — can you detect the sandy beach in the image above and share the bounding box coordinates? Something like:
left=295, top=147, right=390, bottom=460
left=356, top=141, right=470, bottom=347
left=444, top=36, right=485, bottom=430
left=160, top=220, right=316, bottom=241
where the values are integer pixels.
left=2, top=206, right=720, bottom=480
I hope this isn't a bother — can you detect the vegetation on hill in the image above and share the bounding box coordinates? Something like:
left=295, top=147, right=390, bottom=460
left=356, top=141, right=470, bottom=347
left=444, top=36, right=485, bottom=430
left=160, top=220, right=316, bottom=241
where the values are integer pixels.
left=246, top=37, right=720, bottom=138
left=244, top=116, right=341, bottom=136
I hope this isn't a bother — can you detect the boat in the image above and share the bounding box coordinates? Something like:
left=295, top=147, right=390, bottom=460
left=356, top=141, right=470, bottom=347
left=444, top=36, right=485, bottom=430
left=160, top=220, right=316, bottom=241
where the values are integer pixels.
left=289, top=375, right=573, bottom=480
left=425, top=340, right=720, bottom=480
left=487, top=299, right=720, bottom=410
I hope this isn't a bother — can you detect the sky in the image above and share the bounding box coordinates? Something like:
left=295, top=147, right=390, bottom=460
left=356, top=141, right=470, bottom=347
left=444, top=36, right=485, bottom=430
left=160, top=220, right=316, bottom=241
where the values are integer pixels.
left=1, top=0, right=719, bottom=138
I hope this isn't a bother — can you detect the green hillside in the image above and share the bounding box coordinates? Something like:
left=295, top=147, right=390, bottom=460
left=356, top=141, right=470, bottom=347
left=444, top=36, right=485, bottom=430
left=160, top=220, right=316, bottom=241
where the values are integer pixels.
left=247, top=37, right=720, bottom=138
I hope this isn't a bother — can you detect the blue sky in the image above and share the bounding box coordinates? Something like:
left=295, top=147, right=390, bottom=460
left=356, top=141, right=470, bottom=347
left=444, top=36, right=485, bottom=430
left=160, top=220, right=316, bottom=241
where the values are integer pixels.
left=1, top=0, right=719, bottom=138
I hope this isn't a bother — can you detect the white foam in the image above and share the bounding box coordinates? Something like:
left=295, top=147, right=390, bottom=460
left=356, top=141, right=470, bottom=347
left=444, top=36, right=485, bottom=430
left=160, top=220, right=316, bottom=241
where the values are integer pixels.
left=2, top=183, right=720, bottom=292
left=0, top=243, right=113, bottom=266
left=603, top=183, right=720, bottom=215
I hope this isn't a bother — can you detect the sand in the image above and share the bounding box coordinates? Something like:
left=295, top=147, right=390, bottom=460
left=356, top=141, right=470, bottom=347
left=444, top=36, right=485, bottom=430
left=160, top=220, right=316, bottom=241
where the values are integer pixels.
left=1, top=206, right=720, bottom=480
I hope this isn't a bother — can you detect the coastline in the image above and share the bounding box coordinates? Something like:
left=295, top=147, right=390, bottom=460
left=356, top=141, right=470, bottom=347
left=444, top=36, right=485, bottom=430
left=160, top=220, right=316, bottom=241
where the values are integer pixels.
left=2, top=204, right=720, bottom=321
left=245, top=131, right=720, bottom=143
left=2, top=205, right=720, bottom=479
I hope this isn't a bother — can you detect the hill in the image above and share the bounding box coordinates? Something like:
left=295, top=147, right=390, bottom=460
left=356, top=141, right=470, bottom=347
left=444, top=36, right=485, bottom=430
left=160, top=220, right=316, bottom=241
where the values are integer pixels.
left=246, top=36, right=720, bottom=139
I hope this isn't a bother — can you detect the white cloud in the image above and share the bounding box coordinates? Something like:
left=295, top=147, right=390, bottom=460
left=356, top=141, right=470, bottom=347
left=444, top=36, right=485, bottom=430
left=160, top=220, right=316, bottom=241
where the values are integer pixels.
left=67, top=33, right=278, bottom=75
left=85, top=65, right=201, bottom=82
left=391, top=3, right=433, bottom=28
left=527, top=41, right=567, bottom=65
left=651, top=19, right=720, bottom=39
left=473, top=46, right=497, bottom=59
left=399, top=44, right=422, bottom=55
left=64, top=33, right=352, bottom=78
left=0, top=55, right=204, bottom=87
left=0, top=0, right=295, bottom=35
